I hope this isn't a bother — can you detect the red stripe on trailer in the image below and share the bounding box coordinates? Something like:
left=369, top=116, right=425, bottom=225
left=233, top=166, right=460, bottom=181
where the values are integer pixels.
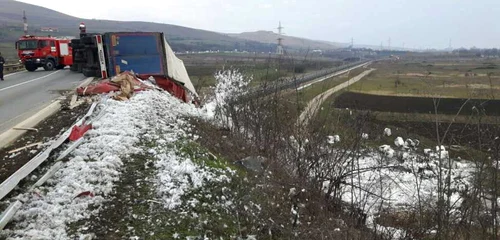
left=101, top=71, right=107, bottom=79
left=96, top=35, right=102, bottom=44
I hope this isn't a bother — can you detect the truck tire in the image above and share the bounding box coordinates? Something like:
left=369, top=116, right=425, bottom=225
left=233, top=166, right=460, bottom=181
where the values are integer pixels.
left=82, top=67, right=97, bottom=77
left=25, top=63, right=37, bottom=72
left=70, top=64, right=78, bottom=72
left=71, top=39, right=82, bottom=48
left=43, top=60, right=55, bottom=71
left=73, top=49, right=85, bottom=63
left=82, top=36, right=94, bottom=45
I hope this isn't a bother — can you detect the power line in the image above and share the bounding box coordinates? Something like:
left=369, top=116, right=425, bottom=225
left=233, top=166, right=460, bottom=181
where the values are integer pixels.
left=276, top=21, right=285, bottom=55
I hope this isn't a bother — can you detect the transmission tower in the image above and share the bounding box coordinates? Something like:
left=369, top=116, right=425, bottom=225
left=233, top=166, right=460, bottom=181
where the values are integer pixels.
left=276, top=21, right=284, bottom=55
left=23, top=10, right=28, bottom=35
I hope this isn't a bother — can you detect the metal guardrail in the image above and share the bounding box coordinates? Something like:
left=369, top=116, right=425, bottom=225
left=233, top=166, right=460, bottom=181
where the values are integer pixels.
left=239, top=60, right=372, bottom=102
left=4, top=63, right=24, bottom=73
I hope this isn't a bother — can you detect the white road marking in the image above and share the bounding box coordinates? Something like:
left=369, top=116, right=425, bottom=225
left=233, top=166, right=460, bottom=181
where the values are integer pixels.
left=296, top=62, right=372, bottom=91
left=4, top=70, right=27, bottom=78
left=0, top=71, right=60, bottom=93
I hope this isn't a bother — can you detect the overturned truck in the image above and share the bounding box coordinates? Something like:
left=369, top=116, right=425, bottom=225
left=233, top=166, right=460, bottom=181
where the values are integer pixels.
left=70, top=23, right=198, bottom=103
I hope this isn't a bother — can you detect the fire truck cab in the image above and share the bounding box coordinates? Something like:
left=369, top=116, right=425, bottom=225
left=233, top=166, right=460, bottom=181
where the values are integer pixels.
left=15, top=35, right=73, bottom=72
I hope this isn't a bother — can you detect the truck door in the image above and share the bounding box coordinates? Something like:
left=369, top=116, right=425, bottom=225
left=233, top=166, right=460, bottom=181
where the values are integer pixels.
left=50, top=41, right=56, bottom=53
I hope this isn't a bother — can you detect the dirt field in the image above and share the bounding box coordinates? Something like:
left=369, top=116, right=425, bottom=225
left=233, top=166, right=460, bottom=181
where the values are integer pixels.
left=334, top=91, right=500, bottom=116
left=349, top=59, right=500, bottom=99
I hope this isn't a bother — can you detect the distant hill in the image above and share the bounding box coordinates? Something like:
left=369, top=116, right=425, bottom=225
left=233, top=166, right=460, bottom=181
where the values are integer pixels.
left=0, top=0, right=357, bottom=62
left=228, top=31, right=349, bottom=51
left=0, top=0, right=276, bottom=54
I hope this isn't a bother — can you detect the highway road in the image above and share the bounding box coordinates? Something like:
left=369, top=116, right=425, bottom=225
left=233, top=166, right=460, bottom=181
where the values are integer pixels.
left=0, top=68, right=86, bottom=134
left=298, top=68, right=376, bottom=125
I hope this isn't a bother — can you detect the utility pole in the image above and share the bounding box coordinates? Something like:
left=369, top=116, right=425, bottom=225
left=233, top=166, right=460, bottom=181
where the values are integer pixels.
left=351, top=37, right=354, bottom=48
left=23, top=10, right=28, bottom=35
left=388, top=37, right=391, bottom=51
left=276, top=21, right=284, bottom=55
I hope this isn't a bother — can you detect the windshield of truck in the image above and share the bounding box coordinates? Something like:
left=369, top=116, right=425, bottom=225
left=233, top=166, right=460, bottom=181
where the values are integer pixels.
left=17, top=40, right=38, bottom=50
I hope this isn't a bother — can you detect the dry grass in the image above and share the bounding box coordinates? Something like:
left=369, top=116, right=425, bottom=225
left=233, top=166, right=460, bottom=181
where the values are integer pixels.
left=349, top=60, right=500, bottom=99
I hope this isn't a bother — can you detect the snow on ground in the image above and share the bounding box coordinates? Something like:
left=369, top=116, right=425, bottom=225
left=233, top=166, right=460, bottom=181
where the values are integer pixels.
left=2, top=90, right=204, bottom=239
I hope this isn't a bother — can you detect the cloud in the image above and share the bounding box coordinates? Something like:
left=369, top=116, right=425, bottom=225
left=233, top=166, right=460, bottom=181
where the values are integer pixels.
left=258, top=3, right=273, bottom=9
left=15, top=0, right=500, bottom=48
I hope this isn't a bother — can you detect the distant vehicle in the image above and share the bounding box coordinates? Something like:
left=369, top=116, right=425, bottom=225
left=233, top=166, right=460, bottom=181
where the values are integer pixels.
left=15, top=35, right=73, bottom=72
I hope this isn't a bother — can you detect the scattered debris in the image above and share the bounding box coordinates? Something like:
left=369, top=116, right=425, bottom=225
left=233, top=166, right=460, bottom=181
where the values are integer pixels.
left=76, top=71, right=152, bottom=100
left=424, top=149, right=432, bottom=155
left=394, top=137, right=405, bottom=147
left=362, top=133, right=369, bottom=140
left=74, top=191, right=95, bottom=199
left=405, top=139, right=415, bottom=148
left=384, top=128, right=392, bottom=137
left=236, top=156, right=267, bottom=173
left=68, top=123, right=92, bottom=141
left=12, top=127, right=38, bottom=132
left=327, top=135, right=341, bottom=144
left=379, top=145, right=395, bottom=158
left=7, top=142, right=42, bottom=154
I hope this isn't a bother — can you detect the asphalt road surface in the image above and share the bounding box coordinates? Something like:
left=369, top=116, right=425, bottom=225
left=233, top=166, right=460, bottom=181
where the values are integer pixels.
left=0, top=68, right=86, bottom=134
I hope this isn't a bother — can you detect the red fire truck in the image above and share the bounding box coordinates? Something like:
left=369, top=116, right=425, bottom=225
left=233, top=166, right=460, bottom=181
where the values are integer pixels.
left=15, top=35, right=73, bottom=72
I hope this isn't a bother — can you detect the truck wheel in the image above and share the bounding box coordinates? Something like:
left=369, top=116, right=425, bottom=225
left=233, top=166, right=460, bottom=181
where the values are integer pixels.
left=70, top=39, right=82, bottom=48
left=82, top=68, right=97, bottom=77
left=82, top=36, right=94, bottom=45
left=43, top=60, right=55, bottom=71
left=56, top=65, right=65, bottom=70
left=25, top=63, right=37, bottom=72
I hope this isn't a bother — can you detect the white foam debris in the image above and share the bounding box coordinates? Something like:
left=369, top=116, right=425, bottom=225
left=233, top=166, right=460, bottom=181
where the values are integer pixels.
left=327, top=135, right=341, bottom=144
left=394, top=137, right=405, bottom=147
left=424, top=149, right=432, bottom=155
left=384, top=128, right=392, bottom=137
left=202, top=69, right=251, bottom=121
left=2, top=90, right=203, bottom=239
left=362, top=133, right=369, bottom=140
left=378, top=145, right=395, bottom=158
left=340, top=151, right=475, bottom=221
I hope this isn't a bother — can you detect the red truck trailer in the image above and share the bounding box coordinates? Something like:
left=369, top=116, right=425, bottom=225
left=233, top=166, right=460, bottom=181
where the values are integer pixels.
left=15, top=35, right=73, bottom=72
left=70, top=23, right=199, bottom=103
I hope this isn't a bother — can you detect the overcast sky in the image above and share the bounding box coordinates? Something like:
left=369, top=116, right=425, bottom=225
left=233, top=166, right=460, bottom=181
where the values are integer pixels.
left=17, top=0, right=500, bottom=49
